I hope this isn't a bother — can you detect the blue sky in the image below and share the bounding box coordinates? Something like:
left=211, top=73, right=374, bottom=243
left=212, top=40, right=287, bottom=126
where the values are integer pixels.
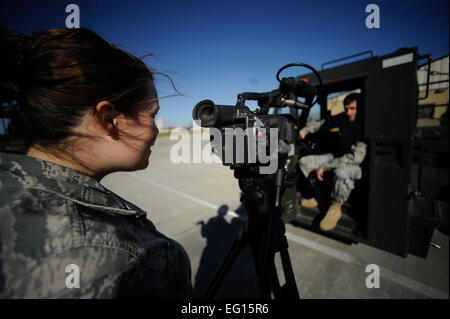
left=1, top=0, right=448, bottom=127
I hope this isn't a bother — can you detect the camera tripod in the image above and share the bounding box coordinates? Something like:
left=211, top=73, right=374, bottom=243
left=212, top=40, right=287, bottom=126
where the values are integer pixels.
left=204, top=167, right=300, bottom=299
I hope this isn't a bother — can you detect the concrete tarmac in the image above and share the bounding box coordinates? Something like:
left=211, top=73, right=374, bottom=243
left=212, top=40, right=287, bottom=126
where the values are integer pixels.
left=102, top=135, right=449, bottom=299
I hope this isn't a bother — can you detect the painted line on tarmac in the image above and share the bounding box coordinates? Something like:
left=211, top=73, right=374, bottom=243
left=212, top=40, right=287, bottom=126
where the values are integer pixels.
left=285, top=232, right=449, bottom=299
left=128, top=173, right=244, bottom=221
left=128, top=172, right=449, bottom=299
left=285, top=232, right=365, bottom=268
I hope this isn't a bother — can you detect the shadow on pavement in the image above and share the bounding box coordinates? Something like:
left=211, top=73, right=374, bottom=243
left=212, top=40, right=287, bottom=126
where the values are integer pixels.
left=193, top=204, right=259, bottom=298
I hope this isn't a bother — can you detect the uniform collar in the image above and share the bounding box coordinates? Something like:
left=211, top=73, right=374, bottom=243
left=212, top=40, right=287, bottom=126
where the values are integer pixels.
left=0, top=152, right=146, bottom=218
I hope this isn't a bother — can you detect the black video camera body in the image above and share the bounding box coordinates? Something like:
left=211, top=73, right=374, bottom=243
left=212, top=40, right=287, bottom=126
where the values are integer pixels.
left=192, top=63, right=322, bottom=174
left=193, top=98, right=298, bottom=174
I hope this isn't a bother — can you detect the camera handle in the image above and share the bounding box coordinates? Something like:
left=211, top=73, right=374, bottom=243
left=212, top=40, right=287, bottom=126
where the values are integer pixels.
left=204, top=168, right=300, bottom=299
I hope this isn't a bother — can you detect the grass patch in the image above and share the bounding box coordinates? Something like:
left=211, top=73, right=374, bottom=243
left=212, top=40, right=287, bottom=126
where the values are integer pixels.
left=157, top=131, right=172, bottom=138
left=158, top=130, right=194, bottom=138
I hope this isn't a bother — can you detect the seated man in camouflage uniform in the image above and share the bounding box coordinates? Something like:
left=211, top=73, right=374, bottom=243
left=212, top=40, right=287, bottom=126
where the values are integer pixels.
left=0, top=28, right=192, bottom=298
left=298, top=93, right=366, bottom=231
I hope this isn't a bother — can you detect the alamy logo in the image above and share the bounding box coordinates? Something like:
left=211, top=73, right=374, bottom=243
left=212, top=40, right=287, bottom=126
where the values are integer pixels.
left=169, top=122, right=279, bottom=174
left=65, top=4, right=80, bottom=28
left=365, top=264, right=380, bottom=288
left=365, top=4, right=380, bottom=29
left=65, top=264, right=80, bottom=289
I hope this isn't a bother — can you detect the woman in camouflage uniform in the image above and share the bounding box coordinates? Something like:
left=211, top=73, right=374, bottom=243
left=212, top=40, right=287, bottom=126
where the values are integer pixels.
left=0, top=28, right=192, bottom=298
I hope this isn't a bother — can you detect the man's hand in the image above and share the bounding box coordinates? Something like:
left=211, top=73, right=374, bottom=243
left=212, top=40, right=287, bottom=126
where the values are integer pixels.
left=316, top=167, right=324, bottom=182
left=299, top=129, right=306, bottom=139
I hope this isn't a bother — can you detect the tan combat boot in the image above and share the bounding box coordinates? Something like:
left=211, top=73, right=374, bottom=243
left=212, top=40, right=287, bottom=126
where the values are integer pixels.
left=319, top=202, right=343, bottom=231
left=300, top=197, right=318, bottom=208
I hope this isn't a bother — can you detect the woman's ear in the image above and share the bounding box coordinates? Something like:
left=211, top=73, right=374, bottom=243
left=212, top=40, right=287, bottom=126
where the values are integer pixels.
left=94, top=101, right=119, bottom=139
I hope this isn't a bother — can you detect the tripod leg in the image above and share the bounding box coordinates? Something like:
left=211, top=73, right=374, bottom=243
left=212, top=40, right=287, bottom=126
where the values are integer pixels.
left=259, top=263, right=273, bottom=299
left=204, top=230, right=249, bottom=298
left=270, top=260, right=282, bottom=299
left=259, top=217, right=276, bottom=299
left=258, top=259, right=284, bottom=299
left=279, top=235, right=300, bottom=299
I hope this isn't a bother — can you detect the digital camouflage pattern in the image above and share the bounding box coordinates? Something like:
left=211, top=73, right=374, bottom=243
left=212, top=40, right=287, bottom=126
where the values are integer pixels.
left=300, top=117, right=367, bottom=169
left=299, top=151, right=365, bottom=203
left=0, top=152, right=192, bottom=298
left=301, top=119, right=326, bottom=135
left=299, top=119, right=367, bottom=203
left=331, top=165, right=362, bottom=203
left=320, top=142, right=367, bottom=171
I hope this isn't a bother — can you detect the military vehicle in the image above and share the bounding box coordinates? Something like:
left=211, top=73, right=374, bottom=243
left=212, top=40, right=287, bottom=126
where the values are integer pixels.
left=275, top=47, right=448, bottom=259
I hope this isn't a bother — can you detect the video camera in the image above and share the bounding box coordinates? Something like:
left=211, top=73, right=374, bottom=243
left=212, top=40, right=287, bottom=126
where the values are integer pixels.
left=192, top=63, right=322, bottom=173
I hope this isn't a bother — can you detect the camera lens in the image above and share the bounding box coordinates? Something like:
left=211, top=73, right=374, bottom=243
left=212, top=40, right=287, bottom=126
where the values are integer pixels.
left=193, top=100, right=218, bottom=127
left=200, top=107, right=214, bottom=122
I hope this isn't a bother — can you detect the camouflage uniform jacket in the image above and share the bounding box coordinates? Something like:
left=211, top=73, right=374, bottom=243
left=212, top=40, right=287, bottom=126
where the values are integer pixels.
left=0, top=152, right=192, bottom=298
left=302, top=118, right=367, bottom=170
